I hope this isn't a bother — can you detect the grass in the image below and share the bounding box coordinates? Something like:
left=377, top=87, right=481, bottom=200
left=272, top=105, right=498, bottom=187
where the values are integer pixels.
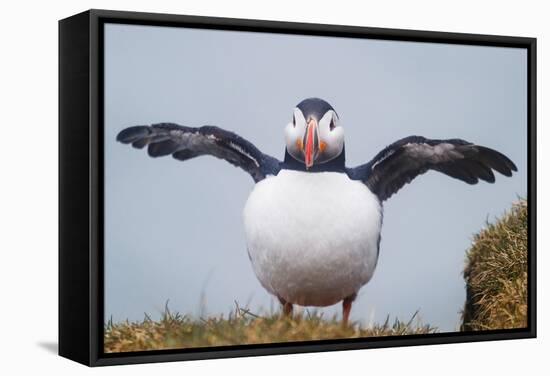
left=104, top=303, right=435, bottom=353
left=105, top=200, right=528, bottom=352
left=461, top=199, right=528, bottom=331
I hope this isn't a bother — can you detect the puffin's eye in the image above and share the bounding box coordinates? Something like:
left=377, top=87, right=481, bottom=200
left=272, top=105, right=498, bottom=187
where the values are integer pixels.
left=292, top=114, right=296, bottom=127
left=329, top=118, right=336, bottom=131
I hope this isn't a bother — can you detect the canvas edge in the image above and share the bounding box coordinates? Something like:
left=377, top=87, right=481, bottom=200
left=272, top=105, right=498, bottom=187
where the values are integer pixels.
left=59, top=10, right=93, bottom=366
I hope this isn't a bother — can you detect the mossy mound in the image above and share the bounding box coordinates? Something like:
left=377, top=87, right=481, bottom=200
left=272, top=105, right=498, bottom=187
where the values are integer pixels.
left=462, top=200, right=528, bottom=331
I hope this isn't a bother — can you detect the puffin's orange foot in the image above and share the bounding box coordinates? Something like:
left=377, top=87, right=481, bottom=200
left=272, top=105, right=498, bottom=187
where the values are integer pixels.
left=278, top=296, right=293, bottom=318
left=342, top=294, right=357, bottom=326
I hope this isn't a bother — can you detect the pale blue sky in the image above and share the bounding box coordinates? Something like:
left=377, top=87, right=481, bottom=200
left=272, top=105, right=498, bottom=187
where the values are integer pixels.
left=104, top=23, right=527, bottom=332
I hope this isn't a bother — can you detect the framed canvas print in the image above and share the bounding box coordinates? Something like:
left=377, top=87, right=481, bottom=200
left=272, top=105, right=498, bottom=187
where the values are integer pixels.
left=59, top=9, right=536, bottom=366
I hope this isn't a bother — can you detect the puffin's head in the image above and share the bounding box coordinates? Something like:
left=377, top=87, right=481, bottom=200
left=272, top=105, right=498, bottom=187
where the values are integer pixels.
left=284, top=98, right=344, bottom=169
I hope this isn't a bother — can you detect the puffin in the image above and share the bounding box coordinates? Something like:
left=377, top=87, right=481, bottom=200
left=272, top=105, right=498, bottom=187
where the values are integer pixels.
left=117, top=97, right=517, bottom=324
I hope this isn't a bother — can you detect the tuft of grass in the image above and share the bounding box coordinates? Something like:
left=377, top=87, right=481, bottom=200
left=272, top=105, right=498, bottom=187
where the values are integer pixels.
left=104, top=304, right=435, bottom=353
left=461, top=199, right=528, bottom=331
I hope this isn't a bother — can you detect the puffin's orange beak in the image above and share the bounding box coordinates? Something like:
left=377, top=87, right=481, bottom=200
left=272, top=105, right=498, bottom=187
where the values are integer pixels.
left=304, top=118, right=319, bottom=169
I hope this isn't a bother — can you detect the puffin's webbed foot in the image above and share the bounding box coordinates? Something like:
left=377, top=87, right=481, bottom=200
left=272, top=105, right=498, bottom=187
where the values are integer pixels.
left=342, top=293, right=357, bottom=326
left=278, top=296, right=293, bottom=318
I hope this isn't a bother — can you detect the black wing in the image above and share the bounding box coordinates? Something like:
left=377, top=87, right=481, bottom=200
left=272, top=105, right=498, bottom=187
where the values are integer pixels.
left=117, top=123, right=281, bottom=182
left=347, top=136, right=517, bottom=201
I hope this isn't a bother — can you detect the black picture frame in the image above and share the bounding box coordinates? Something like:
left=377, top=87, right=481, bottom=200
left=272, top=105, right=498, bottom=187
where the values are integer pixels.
left=59, top=9, right=537, bottom=367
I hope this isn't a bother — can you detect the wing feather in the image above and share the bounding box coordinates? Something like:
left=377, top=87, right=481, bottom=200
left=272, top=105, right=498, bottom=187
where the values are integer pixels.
left=347, top=136, right=517, bottom=201
left=117, top=123, right=281, bottom=182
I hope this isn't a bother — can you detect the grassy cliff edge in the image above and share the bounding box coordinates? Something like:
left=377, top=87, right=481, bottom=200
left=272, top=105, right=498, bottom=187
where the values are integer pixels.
left=104, top=307, right=434, bottom=353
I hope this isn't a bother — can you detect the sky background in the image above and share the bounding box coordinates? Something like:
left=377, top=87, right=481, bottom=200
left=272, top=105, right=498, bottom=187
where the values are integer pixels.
left=104, top=23, right=527, bottom=333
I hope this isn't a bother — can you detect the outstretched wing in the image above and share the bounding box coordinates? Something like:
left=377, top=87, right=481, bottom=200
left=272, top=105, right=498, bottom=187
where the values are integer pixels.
left=347, top=136, right=517, bottom=201
left=117, top=123, right=281, bottom=182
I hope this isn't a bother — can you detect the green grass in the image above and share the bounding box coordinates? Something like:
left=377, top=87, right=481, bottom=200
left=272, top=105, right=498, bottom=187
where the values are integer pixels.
left=105, top=200, right=528, bottom=352
left=461, top=199, right=528, bottom=331
left=104, top=304, right=435, bottom=353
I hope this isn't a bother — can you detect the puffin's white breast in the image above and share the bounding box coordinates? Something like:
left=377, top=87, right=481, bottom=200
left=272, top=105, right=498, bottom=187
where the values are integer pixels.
left=243, top=170, right=382, bottom=307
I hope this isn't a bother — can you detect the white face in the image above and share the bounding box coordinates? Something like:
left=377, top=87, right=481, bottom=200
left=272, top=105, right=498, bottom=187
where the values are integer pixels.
left=284, top=108, right=345, bottom=168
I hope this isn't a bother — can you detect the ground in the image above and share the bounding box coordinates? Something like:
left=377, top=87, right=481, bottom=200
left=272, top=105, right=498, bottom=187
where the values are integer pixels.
left=105, top=199, right=528, bottom=353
